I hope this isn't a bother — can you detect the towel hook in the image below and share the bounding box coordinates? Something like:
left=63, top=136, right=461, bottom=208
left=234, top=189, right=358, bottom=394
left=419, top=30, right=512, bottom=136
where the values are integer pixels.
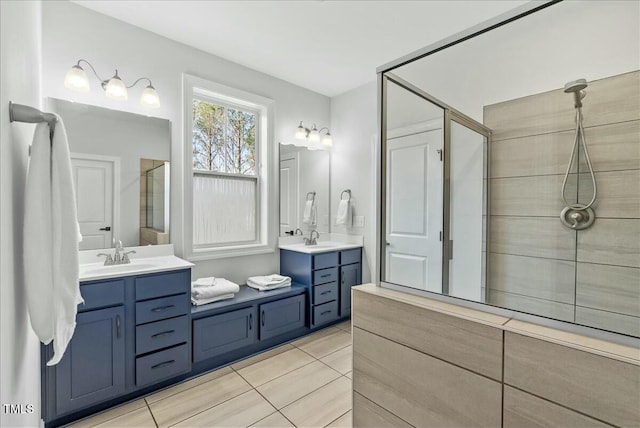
left=306, top=191, right=316, bottom=202
left=341, top=189, right=351, bottom=201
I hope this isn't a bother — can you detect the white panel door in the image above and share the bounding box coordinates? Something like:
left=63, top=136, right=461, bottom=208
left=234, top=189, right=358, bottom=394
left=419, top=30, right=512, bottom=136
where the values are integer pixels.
left=72, top=157, right=114, bottom=250
left=385, top=129, right=443, bottom=292
left=279, top=157, right=298, bottom=235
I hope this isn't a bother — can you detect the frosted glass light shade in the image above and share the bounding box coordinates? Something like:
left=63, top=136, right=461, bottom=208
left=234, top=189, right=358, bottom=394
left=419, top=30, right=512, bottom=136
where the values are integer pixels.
left=322, top=133, right=333, bottom=148
left=140, top=84, right=160, bottom=108
left=64, top=65, right=90, bottom=92
left=295, top=122, right=306, bottom=140
left=104, top=75, right=128, bottom=101
left=308, top=124, right=320, bottom=142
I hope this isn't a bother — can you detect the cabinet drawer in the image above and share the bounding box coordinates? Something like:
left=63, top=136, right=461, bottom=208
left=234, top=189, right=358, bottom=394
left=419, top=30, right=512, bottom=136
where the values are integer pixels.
left=193, top=307, right=257, bottom=362
left=135, top=343, right=190, bottom=388
left=313, top=252, right=338, bottom=270
left=313, top=267, right=338, bottom=285
left=136, top=294, right=189, bottom=325
left=313, top=300, right=339, bottom=326
left=136, top=315, right=189, bottom=355
left=259, top=294, right=306, bottom=341
left=314, top=282, right=338, bottom=305
left=135, top=270, right=190, bottom=301
left=340, top=248, right=361, bottom=265
left=78, top=280, right=125, bottom=312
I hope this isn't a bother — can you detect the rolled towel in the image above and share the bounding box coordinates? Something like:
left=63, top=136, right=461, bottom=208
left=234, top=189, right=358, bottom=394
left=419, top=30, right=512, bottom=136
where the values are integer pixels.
left=191, top=278, right=240, bottom=299
left=247, top=274, right=291, bottom=287
left=336, top=199, right=350, bottom=226
left=191, top=293, right=235, bottom=306
left=192, top=276, right=215, bottom=288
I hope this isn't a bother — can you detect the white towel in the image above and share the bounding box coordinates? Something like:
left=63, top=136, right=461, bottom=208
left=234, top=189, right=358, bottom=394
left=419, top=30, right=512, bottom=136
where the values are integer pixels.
left=302, top=200, right=314, bottom=224
left=336, top=199, right=350, bottom=226
left=192, top=276, right=215, bottom=287
left=246, top=279, right=292, bottom=291
left=25, top=118, right=84, bottom=366
left=191, top=293, right=235, bottom=306
left=191, top=278, right=240, bottom=299
left=247, top=274, right=291, bottom=287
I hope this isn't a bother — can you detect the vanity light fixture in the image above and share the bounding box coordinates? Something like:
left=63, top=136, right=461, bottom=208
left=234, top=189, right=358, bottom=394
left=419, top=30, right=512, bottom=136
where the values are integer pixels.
left=64, top=59, right=160, bottom=108
left=294, top=121, right=333, bottom=149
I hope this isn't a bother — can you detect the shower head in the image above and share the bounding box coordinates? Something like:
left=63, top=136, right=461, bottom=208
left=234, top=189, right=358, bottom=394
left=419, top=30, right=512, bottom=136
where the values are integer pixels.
left=564, top=78, right=587, bottom=108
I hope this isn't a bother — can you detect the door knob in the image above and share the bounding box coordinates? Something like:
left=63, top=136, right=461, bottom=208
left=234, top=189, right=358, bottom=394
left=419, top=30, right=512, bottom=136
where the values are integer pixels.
left=99, top=226, right=111, bottom=231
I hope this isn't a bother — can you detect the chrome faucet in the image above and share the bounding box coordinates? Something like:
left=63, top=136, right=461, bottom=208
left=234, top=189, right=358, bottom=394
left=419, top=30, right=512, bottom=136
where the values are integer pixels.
left=294, top=228, right=303, bottom=236
left=304, top=230, right=320, bottom=246
left=97, top=240, right=136, bottom=265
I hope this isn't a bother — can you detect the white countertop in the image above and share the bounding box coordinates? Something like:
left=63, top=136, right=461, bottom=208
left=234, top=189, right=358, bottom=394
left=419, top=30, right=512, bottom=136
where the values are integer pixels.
left=278, top=233, right=363, bottom=254
left=79, top=244, right=194, bottom=282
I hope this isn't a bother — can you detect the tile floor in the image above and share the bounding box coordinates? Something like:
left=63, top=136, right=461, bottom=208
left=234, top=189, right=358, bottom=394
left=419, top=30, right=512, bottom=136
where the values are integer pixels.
left=70, top=320, right=353, bottom=428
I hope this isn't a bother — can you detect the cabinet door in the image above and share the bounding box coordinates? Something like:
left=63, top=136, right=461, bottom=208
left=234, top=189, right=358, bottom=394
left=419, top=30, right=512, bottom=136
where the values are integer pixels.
left=192, top=307, right=257, bottom=362
left=340, top=263, right=361, bottom=317
left=259, top=294, right=306, bottom=340
left=55, top=306, right=125, bottom=415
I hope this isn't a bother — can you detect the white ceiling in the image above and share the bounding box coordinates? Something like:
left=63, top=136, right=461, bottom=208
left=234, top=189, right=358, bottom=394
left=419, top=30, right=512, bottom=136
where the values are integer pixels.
left=73, top=0, right=529, bottom=97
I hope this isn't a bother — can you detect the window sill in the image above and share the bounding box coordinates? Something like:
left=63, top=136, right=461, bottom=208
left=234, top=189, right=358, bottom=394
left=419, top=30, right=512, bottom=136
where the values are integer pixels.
left=187, top=244, right=275, bottom=261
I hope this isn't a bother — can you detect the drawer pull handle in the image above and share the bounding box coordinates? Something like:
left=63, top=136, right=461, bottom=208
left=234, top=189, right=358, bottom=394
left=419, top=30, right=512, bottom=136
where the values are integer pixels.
left=249, top=313, right=253, bottom=330
left=152, top=305, right=175, bottom=312
left=151, top=360, right=175, bottom=370
left=320, top=291, right=332, bottom=295
left=116, top=315, right=121, bottom=338
left=320, top=274, right=331, bottom=278
left=151, top=330, right=175, bottom=338
left=321, top=310, right=332, bottom=315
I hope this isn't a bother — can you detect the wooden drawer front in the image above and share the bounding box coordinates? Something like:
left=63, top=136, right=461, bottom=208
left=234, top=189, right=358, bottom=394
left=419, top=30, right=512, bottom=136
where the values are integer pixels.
left=313, top=252, right=338, bottom=270
left=313, top=300, right=339, bottom=326
left=135, top=270, right=190, bottom=301
left=313, top=267, right=338, bottom=285
left=314, top=282, right=338, bottom=305
left=136, top=315, right=189, bottom=356
left=193, top=307, right=257, bottom=362
left=259, top=294, right=306, bottom=341
left=340, top=248, right=361, bottom=265
left=78, top=280, right=125, bottom=312
left=135, top=343, right=190, bottom=388
left=136, top=294, right=189, bottom=325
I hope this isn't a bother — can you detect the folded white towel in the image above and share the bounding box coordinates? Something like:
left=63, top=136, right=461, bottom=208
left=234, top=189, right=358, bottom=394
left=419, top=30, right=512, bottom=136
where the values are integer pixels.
left=191, top=293, right=235, bottom=306
left=191, top=278, right=240, bottom=299
left=302, top=200, right=314, bottom=224
left=193, top=276, right=215, bottom=287
left=247, top=279, right=292, bottom=292
left=247, top=274, right=291, bottom=287
left=336, top=199, right=350, bottom=226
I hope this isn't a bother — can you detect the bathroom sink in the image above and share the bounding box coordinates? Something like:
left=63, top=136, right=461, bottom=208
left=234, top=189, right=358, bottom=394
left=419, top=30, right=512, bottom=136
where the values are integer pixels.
left=278, top=240, right=361, bottom=254
left=78, top=252, right=194, bottom=281
left=81, top=263, right=160, bottom=276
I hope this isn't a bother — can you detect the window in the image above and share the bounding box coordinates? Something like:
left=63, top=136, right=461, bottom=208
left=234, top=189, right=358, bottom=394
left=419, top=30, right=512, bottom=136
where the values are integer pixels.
left=183, top=75, right=274, bottom=259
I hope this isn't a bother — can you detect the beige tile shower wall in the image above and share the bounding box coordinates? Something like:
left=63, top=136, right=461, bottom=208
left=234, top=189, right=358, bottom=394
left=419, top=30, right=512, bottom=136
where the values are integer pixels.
left=485, top=71, right=640, bottom=335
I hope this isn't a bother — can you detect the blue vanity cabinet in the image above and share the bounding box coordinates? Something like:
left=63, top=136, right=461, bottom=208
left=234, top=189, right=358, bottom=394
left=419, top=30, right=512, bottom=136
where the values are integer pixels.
left=54, top=305, right=126, bottom=415
left=42, top=269, right=192, bottom=427
left=280, top=247, right=361, bottom=327
left=52, top=279, right=126, bottom=416
left=193, top=307, right=257, bottom=362
left=259, top=293, right=306, bottom=340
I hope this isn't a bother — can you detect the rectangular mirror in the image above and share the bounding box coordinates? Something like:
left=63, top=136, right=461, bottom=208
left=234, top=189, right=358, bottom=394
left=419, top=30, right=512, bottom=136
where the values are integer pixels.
left=48, top=98, right=171, bottom=249
left=279, top=144, right=330, bottom=236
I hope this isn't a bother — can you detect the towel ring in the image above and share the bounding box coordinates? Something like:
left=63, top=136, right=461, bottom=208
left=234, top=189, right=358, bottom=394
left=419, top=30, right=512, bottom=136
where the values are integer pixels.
left=341, top=189, right=351, bottom=201
left=306, top=191, right=316, bottom=202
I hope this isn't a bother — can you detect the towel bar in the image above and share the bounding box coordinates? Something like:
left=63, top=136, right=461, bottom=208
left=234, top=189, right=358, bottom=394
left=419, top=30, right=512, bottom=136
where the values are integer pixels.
left=9, top=101, right=57, bottom=135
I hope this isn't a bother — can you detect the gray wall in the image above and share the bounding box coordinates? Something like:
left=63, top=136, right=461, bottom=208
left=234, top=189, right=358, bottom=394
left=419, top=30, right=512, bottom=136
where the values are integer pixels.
left=485, top=71, right=640, bottom=337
